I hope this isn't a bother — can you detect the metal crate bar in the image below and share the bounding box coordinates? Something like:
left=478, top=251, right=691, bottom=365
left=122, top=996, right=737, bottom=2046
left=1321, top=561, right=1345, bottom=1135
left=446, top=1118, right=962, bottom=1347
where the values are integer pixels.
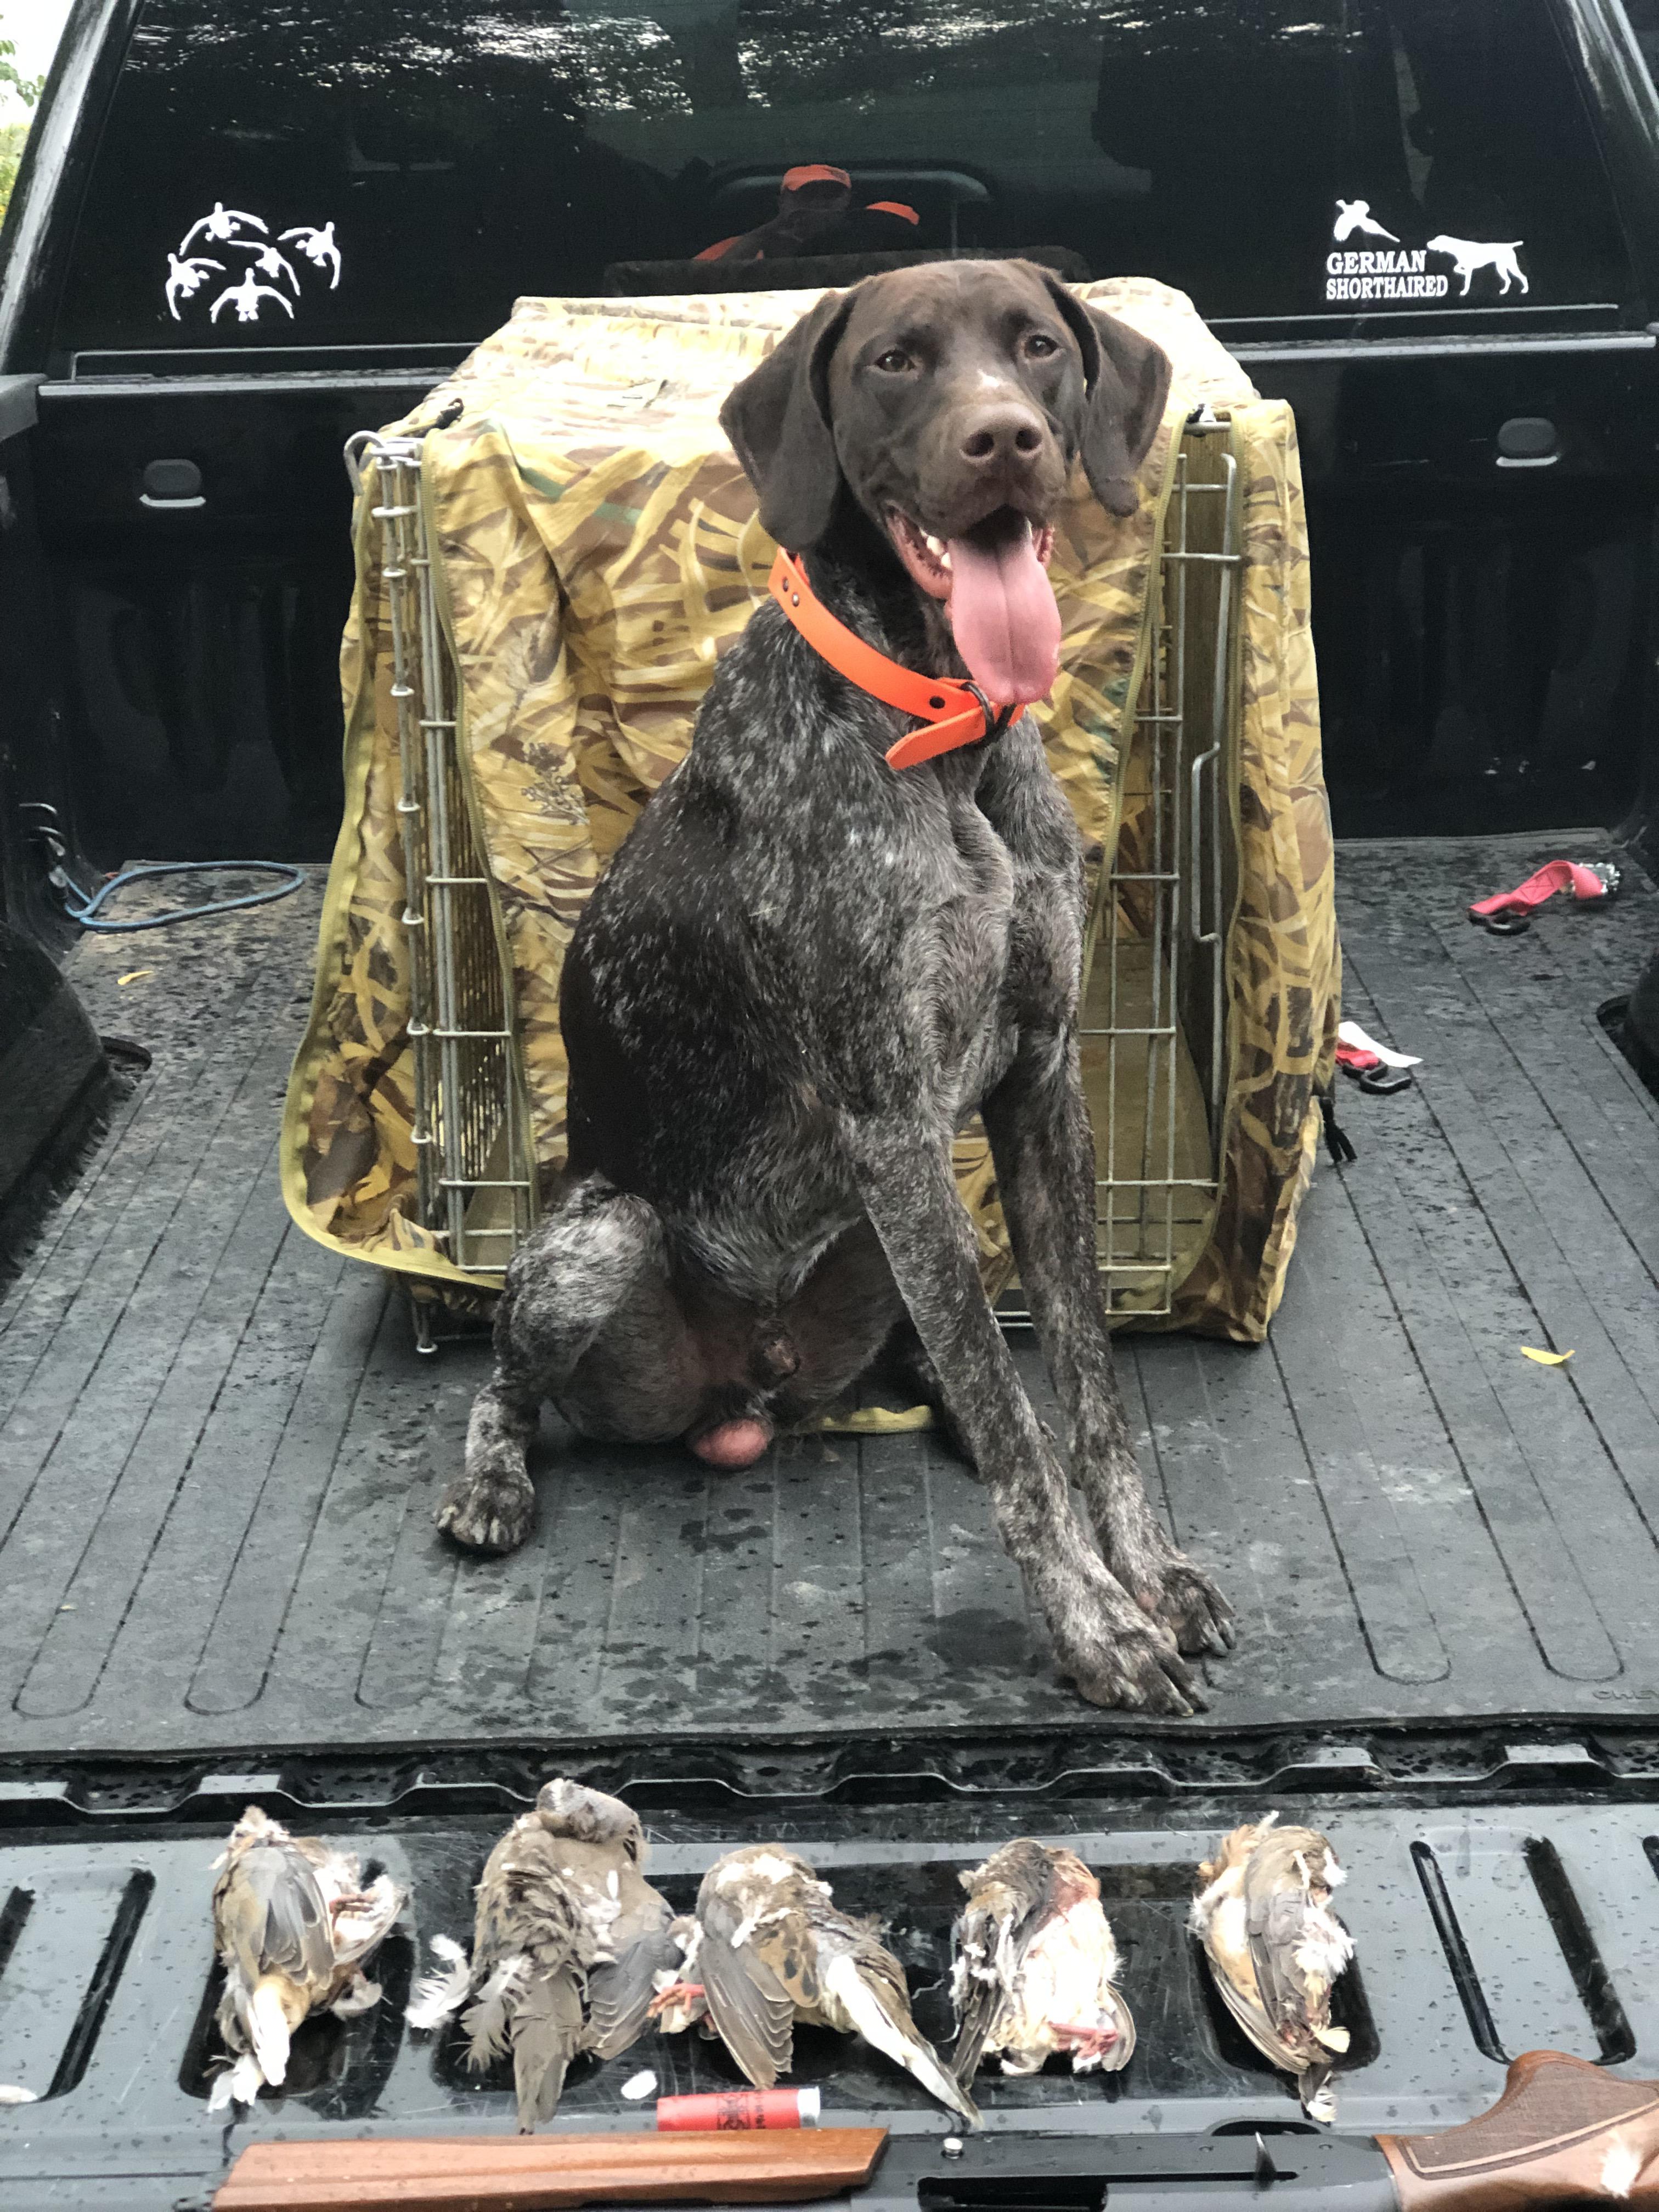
left=356, top=430, right=536, bottom=1291
left=1082, top=419, right=1240, bottom=1319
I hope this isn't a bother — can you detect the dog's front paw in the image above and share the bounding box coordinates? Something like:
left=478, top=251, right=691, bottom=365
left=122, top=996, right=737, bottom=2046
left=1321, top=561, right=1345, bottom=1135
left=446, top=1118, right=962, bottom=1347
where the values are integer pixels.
left=1148, top=1551, right=1235, bottom=1658
left=436, top=1469, right=537, bottom=1554
left=1045, top=1561, right=1201, bottom=1716
left=1111, top=1523, right=1235, bottom=1658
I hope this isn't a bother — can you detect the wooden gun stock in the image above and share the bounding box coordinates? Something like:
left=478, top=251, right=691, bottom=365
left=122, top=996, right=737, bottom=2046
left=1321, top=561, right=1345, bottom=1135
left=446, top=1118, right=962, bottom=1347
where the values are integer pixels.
left=213, top=2124, right=888, bottom=2212
left=1378, top=2050, right=1659, bottom=2208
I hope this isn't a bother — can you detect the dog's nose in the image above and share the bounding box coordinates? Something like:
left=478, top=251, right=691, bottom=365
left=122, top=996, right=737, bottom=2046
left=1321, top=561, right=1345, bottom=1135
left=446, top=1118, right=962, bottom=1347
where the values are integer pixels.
left=960, top=405, right=1046, bottom=471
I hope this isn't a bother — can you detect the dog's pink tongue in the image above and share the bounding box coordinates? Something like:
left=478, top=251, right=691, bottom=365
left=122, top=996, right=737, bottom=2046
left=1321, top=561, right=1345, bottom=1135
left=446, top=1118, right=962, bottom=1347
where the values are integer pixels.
left=946, top=520, right=1060, bottom=706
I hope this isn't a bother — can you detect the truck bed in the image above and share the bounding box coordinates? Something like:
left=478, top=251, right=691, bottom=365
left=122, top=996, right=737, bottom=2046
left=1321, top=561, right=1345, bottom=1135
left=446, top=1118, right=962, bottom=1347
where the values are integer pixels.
left=1, top=833, right=1656, bottom=1768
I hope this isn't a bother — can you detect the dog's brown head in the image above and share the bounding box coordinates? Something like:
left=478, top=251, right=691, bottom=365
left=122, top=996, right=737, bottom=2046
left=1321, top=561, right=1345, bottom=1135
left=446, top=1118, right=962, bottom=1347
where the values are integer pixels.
left=719, top=259, right=1171, bottom=706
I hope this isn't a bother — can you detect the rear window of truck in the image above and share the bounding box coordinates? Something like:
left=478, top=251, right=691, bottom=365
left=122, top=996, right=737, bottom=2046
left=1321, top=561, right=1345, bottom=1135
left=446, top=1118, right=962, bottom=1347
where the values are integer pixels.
left=54, top=0, right=1631, bottom=359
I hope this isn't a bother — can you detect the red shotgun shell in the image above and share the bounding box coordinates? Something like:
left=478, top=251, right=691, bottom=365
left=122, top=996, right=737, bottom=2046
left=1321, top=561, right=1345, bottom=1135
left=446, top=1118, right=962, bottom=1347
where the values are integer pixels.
left=656, top=2087, right=821, bottom=2130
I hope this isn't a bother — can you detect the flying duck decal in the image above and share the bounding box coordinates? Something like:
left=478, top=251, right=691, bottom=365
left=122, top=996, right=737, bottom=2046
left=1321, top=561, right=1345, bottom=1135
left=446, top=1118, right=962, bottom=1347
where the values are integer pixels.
left=165, top=209, right=343, bottom=324
left=165, top=251, right=223, bottom=319
left=210, top=269, right=295, bottom=324
left=180, top=203, right=267, bottom=251
left=281, top=222, right=342, bottom=289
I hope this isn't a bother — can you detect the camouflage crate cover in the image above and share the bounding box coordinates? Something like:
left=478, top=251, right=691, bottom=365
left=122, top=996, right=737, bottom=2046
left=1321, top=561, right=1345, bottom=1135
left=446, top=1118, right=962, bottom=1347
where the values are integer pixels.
left=280, top=275, right=1339, bottom=1344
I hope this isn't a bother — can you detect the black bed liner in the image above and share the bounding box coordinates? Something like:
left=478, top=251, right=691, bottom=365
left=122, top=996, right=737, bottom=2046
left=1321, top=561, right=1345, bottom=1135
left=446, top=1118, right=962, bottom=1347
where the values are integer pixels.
left=1, top=833, right=1655, bottom=1764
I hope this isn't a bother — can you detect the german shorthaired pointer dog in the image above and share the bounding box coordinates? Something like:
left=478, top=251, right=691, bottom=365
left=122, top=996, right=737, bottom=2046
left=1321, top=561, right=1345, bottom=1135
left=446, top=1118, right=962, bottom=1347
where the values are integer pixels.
left=440, top=258, right=1234, bottom=1712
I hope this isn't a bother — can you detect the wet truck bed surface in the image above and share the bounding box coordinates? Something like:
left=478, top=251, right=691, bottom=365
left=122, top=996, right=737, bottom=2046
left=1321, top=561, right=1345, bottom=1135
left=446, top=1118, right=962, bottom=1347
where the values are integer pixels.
left=1, top=833, right=1655, bottom=1758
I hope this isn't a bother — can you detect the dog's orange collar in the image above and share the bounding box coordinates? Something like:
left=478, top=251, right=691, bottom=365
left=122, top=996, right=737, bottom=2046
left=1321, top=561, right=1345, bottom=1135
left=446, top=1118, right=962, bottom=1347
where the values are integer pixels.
left=766, top=547, right=1009, bottom=771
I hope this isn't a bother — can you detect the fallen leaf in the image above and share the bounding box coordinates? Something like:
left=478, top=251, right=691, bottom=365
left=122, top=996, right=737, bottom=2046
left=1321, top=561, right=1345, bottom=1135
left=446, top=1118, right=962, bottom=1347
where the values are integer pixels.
left=117, top=968, right=154, bottom=987
left=1521, top=1346, right=1574, bottom=1365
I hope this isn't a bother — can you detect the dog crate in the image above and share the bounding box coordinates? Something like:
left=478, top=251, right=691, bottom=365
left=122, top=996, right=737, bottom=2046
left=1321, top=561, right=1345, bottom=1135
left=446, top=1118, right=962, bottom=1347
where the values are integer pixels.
left=356, top=414, right=1240, bottom=1333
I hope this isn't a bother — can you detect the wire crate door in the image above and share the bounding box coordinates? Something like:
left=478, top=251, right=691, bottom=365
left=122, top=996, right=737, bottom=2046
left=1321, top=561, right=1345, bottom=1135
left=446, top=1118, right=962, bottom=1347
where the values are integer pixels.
left=370, top=435, right=536, bottom=1279
left=1082, top=419, right=1241, bottom=1319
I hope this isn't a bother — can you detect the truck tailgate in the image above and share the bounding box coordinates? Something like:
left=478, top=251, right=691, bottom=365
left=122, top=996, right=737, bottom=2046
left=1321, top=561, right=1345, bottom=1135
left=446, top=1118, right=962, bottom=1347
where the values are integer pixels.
left=3, top=1791, right=1659, bottom=2208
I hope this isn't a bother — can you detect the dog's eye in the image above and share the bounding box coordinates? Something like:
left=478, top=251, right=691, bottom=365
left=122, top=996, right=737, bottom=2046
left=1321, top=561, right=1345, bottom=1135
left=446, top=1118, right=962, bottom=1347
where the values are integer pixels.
left=873, top=348, right=913, bottom=374
left=1025, top=332, right=1060, bottom=358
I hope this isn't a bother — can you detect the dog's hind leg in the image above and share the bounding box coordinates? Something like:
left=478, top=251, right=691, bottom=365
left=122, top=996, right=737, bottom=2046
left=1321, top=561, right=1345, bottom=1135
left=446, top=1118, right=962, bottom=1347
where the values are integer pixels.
left=437, top=1178, right=668, bottom=1555
left=982, top=1030, right=1235, bottom=1661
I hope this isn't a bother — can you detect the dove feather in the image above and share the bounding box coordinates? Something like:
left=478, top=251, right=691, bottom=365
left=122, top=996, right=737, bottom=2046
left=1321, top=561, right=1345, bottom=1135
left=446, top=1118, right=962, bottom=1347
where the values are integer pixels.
left=464, top=1955, right=529, bottom=2068
left=407, top=1933, right=474, bottom=2030
left=586, top=1918, right=681, bottom=2059
left=698, top=1912, right=796, bottom=2086
left=247, top=1978, right=293, bottom=2086
left=511, top=1966, right=586, bottom=2131
left=1206, top=1951, right=1302, bottom=2074
left=950, top=1900, right=1017, bottom=2084
left=949, top=1841, right=1060, bottom=2084
left=823, top=1949, right=980, bottom=2124
left=207, top=2050, right=263, bottom=2112
left=224, top=1845, right=334, bottom=1989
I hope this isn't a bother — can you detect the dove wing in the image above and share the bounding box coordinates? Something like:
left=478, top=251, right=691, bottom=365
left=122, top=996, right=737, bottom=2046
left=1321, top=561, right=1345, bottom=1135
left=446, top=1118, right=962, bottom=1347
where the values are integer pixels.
left=1244, top=1829, right=1340, bottom=2040
left=464, top=1826, right=593, bottom=2130
left=511, top=1966, right=586, bottom=2131
left=473, top=1825, right=582, bottom=1973
left=1194, top=1873, right=1299, bottom=2076
left=1206, top=1950, right=1300, bottom=2073
left=949, top=1895, right=1009, bottom=2084
left=697, top=1893, right=798, bottom=2087
left=826, top=1922, right=980, bottom=2125
left=1246, top=1877, right=1313, bottom=2035
left=218, top=1844, right=334, bottom=1992
left=950, top=1846, right=1054, bottom=2083
left=585, top=1870, right=678, bottom=2061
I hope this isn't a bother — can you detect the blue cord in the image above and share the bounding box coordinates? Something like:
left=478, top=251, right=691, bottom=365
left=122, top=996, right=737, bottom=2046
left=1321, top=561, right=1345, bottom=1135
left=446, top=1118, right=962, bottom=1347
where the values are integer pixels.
left=57, top=860, right=307, bottom=933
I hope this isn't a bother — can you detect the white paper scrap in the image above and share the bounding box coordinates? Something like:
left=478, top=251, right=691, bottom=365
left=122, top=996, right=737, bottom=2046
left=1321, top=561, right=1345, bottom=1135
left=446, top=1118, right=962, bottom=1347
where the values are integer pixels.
left=1338, top=1019, right=1421, bottom=1069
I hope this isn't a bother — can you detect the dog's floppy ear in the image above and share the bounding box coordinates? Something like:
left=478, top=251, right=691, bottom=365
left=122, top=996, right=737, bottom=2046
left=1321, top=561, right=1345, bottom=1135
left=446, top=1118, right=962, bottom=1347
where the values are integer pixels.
left=1034, top=270, right=1172, bottom=518
left=719, top=289, right=857, bottom=550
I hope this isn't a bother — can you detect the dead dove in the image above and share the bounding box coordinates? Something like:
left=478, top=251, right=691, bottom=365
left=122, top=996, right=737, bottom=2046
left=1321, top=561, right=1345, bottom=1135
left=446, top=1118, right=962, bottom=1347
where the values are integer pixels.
left=950, top=1841, right=1135, bottom=2081
left=404, top=1778, right=678, bottom=2130
left=209, top=1805, right=407, bottom=2110
left=1189, top=1814, right=1353, bottom=2122
left=651, top=1844, right=980, bottom=2125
